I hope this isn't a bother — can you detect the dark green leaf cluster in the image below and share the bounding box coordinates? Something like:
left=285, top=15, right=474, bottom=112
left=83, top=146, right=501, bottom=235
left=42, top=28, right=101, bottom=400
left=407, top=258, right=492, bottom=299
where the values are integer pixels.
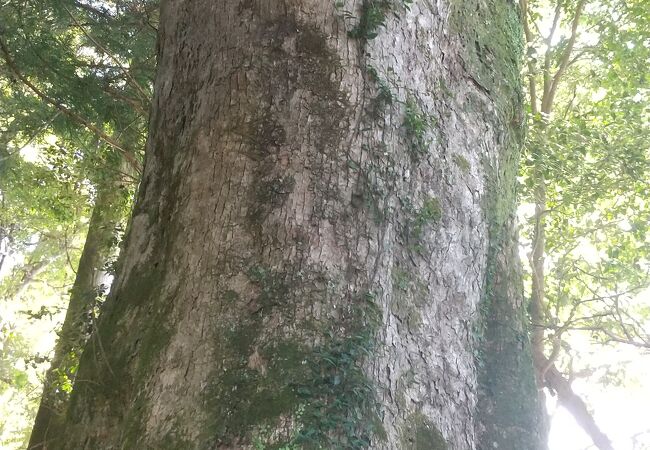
left=348, top=0, right=393, bottom=40
left=367, top=65, right=394, bottom=109
left=403, top=99, right=431, bottom=159
left=290, top=293, right=383, bottom=449
left=402, top=196, right=442, bottom=254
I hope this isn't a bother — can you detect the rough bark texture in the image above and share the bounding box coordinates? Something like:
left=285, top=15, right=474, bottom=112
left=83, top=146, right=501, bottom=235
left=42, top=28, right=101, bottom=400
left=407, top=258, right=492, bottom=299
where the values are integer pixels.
left=28, top=172, right=128, bottom=450
left=55, top=0, right=545, bottom=448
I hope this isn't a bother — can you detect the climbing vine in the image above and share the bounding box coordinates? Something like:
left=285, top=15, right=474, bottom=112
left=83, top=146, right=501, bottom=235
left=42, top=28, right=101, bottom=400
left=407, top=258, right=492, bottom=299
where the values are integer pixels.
left=289, top=292, right=384, bottom=449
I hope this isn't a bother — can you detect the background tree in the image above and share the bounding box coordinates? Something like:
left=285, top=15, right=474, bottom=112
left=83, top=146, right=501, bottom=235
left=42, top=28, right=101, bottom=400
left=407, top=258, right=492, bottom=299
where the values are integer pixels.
left=0, top=0, right=156, bottom=446
left=519, top=0, right=650, bottom=448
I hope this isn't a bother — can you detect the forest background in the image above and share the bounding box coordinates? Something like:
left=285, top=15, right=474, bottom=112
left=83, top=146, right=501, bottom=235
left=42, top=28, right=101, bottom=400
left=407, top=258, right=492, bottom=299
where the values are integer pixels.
left=0, top=0, right=648, bottom=448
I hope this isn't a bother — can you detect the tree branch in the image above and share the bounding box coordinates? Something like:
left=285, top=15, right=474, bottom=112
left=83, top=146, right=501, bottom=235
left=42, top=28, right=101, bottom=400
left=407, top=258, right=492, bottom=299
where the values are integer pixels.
left=519, top=0, right=539, bottom=114
left=535, top=353, right=614, bottom=450
left=0, top=111, right=62, bottom=163
left=541, top=0, right=563, bottom=111
left=73, top=1, right=114, bottom=20
left=542, top=0, right=587, bottom=114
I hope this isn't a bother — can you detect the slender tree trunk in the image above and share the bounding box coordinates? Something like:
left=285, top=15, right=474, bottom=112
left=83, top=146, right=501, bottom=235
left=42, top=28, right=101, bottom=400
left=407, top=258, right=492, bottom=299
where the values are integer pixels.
left=528, top=134, right=614, bottom=450
left=530, top=143, right=548, bottom=379
left=55, top=0, right=545, bottom=448
left=28, top=167, right=129, bottom=450
left=521, top=0, right=613, bottom=444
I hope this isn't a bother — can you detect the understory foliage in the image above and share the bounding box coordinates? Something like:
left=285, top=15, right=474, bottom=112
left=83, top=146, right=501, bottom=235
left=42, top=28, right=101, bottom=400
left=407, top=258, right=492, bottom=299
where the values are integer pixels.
left=290, top=293, right=383, bottom=449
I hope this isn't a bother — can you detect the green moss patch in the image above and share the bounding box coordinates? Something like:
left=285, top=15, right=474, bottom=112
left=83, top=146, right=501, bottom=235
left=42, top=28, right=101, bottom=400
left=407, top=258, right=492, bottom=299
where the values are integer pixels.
left=401, top=413, right=448, bottom=450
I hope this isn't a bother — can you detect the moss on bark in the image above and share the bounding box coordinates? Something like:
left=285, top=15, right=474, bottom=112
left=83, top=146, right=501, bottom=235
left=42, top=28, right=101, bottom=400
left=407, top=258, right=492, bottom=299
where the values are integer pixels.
left=452, top=1, right=547, bottom=448
left=401, top=412, right=448, bottom=450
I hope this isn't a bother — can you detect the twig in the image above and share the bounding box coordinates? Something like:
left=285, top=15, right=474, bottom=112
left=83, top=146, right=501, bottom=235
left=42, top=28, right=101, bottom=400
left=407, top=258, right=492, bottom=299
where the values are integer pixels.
left=541, top=0, right=564, bottom=108
left=542, top=0, right=587, bottom=113
left=63, top=228, right=77, bottom=276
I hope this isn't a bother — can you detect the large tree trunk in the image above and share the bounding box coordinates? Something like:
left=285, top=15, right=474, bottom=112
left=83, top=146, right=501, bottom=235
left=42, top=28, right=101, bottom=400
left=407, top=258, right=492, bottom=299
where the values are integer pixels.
left=28, top=166, right=129, bottom=450
left=55, top=0, right=545, bottom=448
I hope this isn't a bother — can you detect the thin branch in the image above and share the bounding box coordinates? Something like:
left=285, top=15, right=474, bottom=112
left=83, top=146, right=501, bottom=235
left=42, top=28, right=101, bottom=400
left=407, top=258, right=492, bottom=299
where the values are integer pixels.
left=541, top=0, right=564, bottom=108
left=612, top=295, right=634, bottom=342
left=7, top=258, right=53, bottom=300
left=73, top=1, right=114, bottom=19
left=546, top=1, right=564, bottom=44
left=0, top=111, right=62, bottom=163
left=529, top=9, right=543, bottom=39
left=599, top=328, right=650, bottom=349
left=541, top=336, right=562, bottom=378
left=567, top=49, right=589, bottom=68
left=583, top=429, right=650, bottom=450
left=619, top=306, right=650, bottom=341
left=63, top=228, right=77, bottom=276
left=561, top=83, right=578, bottom=120
left=101, top=87, right=148, bottom=115
left=571, top=286, right=646, bottom=307
left=557, top=326, right=650, bottom=349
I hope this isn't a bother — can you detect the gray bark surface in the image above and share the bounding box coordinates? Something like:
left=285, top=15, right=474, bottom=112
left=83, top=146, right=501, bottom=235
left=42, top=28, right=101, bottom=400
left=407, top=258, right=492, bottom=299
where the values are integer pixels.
left=56, top=0, right=545, bottom=448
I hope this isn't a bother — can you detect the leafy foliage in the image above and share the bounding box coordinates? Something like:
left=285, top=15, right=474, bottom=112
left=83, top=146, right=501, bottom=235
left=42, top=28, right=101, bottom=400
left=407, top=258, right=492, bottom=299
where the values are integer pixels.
left=0, top=0, right=156, bottom=446
left=403, top=98, right=431, bottom=160
left=522, top=0, right=650, bottom=350
left=519, top=0, right=650, bottom=445
left=291, top=292, right=383, bottom=449
left=348, top=0, right=393, bottom=40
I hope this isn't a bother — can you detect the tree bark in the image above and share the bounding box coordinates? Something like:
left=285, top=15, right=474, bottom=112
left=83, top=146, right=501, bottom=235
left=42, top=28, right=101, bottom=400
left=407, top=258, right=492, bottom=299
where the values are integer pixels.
left=28, top=168, right=129, bottom=450
left=55, top=0, right=545, bottom=448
